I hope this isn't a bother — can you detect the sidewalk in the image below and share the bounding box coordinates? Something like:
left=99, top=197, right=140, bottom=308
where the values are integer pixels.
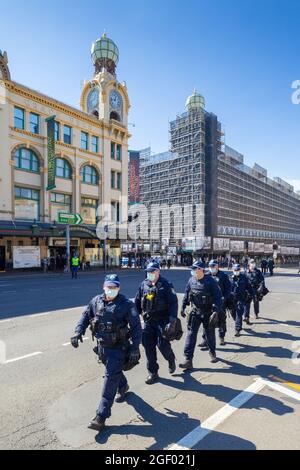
left=0, top=264, right=298, bottom=279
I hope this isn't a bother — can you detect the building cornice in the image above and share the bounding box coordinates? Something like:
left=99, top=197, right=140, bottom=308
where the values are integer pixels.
left=3, top=79, right=131, bottom=138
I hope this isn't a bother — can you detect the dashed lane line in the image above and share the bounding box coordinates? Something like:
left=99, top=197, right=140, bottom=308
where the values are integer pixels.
left=3, top=351, right=43, bottom=365
left=0, top=306, right=85, bottom=323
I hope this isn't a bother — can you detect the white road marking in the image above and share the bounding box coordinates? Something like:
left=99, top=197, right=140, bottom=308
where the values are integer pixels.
left=4, top=351, right=42, bottom=364
left=261, top=379, right=300, bottom=401
left=170, top=378, right=300, bottom=450
left=170, top=379, right=266, bottom=450
left=0, top=284, right=14, bottom=287
left=0, top=306, right=85, bottom=324
left=63, top=337, right=89, bottom=346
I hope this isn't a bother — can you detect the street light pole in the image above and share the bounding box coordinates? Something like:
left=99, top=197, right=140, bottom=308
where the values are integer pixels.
left=66, top=223, right=70, bottom=273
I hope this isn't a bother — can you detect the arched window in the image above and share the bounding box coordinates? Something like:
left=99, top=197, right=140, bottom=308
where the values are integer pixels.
left=14, top=148, right=40, bottom=173
left=80, top=165, right=99, bottom=185
left=110, top=111, right=120, bottom=122
left=55, top=158, right=72, bottom=179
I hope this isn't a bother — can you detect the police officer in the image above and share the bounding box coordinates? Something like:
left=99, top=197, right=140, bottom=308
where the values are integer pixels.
left=71, top=253, right=79, bottom=279
left=199, top=259, right=232, bottom=346
left=135, top=261, right=178, bottom=385
left=230, top=264, right=254, bottom=337
left=71, top=274, right=142, bottom=432
left=245, top=259, right=265, bottom=321
left=179, top=261, right=222, bottom=370
left=268, top=258, right=275, bottom=276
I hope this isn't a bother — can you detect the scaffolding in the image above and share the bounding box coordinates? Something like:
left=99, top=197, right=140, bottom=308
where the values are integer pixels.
left=138, top=108, right=206, bottom=244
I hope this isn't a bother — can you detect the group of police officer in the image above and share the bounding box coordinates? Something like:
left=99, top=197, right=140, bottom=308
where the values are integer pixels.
left=70, top=258, right=268, bottom=432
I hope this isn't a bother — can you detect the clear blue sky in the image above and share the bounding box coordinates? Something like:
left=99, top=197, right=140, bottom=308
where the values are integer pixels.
left=1, top=0, right=300, bottom=188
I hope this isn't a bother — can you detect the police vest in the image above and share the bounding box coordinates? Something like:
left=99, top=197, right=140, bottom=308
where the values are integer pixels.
left=189, top=279, right=213, bottom=312
left=247, top=270, right=261, bottom=289
left=231, top=275, right=251, bottom=302
left=141, top=281, right=169, bottom=320
left=90, top=298, right=129, bottom=347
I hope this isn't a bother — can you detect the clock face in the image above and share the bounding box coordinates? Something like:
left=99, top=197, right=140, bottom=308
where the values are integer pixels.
left=87, top=88, right=99, bottom=112
left=110, top=91, right=122, bottom=110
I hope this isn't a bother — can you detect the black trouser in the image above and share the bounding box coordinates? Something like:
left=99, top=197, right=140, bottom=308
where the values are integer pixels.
left=184, top=312, right=216, bottom=359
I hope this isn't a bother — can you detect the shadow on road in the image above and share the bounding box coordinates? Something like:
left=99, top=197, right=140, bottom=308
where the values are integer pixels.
left=94, top=392, right=256, bottom=450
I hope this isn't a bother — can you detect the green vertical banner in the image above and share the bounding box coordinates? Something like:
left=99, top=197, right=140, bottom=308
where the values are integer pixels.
left=46, top=115, right=56, bottom=191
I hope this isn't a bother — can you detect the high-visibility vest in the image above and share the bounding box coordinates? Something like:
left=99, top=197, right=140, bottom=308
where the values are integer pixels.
left=71, top=257, right=79, bottom=267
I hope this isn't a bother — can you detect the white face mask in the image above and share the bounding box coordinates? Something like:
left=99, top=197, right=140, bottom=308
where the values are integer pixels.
left=233, top=271, right=241, bottom=277
left=250, top=263, right=256, bottom=269
left=104, top=288, right=119, bottom=299
left=147, top=272, right=156, bottom=282
left=210, top=268, right=218, bottom=275
left=191, top=270, right=197, bottom=277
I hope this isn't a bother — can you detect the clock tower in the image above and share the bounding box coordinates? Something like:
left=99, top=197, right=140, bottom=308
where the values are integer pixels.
left=80, top=33, right=130, bottom=127
left=80, top=33, right=130, bottom=247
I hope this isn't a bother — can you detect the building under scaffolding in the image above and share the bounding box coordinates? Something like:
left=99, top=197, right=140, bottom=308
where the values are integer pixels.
left=128, top=90, right=300, bottom=261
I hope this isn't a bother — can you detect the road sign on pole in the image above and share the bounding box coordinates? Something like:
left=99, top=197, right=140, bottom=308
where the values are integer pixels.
left=58, top=213, right=83, bottom=225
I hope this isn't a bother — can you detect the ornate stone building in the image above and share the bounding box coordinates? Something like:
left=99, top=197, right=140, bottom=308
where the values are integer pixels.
left=0, top=34, right=130, bottom=269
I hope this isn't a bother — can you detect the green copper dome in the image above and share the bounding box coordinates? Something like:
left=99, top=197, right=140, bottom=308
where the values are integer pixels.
left=185, top=89, right=205, bottom=110
left=91, top=33, right=119, bottom=66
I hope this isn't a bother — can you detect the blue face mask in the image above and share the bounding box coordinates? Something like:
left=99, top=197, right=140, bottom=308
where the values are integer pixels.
left=104, top=288, right=119, bottom=299
left=147, top=272, right=156, bottom=282
left=191, top=270, right=197, bottom=277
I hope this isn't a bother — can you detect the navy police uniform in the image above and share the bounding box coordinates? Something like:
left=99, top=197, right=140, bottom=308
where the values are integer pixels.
left=181, top=263, right=222, bottom=360
left=135, top=263, right=178, bottom=376
left=208, top=261, right=231, bottom=341
left=73, top=277, right=141, bottom=422
left=245, top=266, right=265, bottom=319
left=230, top=265, right=255, bottom=333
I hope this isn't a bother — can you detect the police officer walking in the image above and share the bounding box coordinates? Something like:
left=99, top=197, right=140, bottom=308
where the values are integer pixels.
left=71, top=274, right=142, bottom=432
left=199, top=259, right=232, bottom=346
left=135, top=261, right=178, bottom=385
left=179, top=261, right=222, bottom=370
left=230, top=264, right=254, bottom=336
left=245, top=259, right=265, bottom=321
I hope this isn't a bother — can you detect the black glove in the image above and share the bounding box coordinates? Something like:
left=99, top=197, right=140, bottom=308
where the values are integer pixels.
left=128, top=347, right=140, bottom=365
left=180, top=309, right=186, bottom=318
left=165, top=321, right=176, bottom=336
left=209, top=311, right=219, bottom=328
left=71, top=333, right=83, bottom=348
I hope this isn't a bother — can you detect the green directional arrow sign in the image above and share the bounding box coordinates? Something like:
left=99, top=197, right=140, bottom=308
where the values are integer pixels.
left=58, top=213, right=83, bottom=225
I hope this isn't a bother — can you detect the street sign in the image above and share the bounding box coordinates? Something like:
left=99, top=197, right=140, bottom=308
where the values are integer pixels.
left=58, top=213, right=83, bottom=225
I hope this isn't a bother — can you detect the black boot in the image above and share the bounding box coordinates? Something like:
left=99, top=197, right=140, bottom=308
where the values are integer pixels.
left=145, top=373, right=159, bottom=385
left=168, top=359, right=176, bottom=374
left=87, top=415, right=106, bottom=431
left=235, top=330, right=241, bottom=337
left=219, top=338, right=226, bottom=346
left=209, top=352, right=218, bottom=363
left=115, top=384, right=129, bottom=403
left=179, top=358, right=193, bottom=370
left=198, top=341, right=208, bottom=350
left=244, top=318, right=252, bottom=325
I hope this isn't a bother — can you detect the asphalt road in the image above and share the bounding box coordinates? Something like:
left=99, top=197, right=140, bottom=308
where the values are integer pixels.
left=0, top=268, right=300, bottom=450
